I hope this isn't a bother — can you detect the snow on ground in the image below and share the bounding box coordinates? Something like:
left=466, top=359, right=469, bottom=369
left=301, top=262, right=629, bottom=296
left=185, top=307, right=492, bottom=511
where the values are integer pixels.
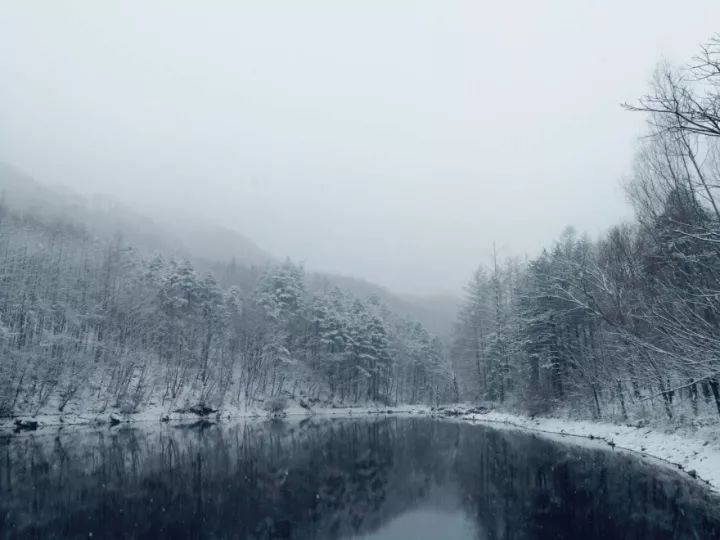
left=435, top=405, right=720, bottom=493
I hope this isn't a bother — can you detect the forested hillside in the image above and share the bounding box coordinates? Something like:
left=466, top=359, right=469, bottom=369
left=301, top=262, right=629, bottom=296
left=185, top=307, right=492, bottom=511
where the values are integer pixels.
left=0, top=163, right=460, bottom=340
left=0, top=201, right=455, bottom=418
left=452, top=38, right=720, bottom=423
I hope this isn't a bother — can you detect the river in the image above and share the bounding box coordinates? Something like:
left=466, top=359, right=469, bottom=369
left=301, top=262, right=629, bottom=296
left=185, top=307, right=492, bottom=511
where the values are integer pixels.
left=1, top=417, right=719, bottom=539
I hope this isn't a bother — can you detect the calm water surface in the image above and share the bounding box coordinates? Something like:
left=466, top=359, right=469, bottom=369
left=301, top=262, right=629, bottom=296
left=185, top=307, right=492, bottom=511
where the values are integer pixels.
left=1, top=417, right=719, bottom=539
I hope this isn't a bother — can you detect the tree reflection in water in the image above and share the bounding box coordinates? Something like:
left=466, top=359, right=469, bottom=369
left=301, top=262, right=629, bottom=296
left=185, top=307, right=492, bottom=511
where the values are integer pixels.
left=1, top=418, right=719, bottom=539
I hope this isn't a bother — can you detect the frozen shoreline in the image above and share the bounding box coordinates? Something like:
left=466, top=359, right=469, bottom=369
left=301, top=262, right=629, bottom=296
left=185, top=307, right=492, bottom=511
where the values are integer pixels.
left=4, top=403, right=720, bottom=493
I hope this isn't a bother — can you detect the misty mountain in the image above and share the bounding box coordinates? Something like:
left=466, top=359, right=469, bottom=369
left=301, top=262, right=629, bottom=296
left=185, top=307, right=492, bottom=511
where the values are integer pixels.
left=0, top=162, right=271, bottom=267
left=0, top=162, right=459, bottom=336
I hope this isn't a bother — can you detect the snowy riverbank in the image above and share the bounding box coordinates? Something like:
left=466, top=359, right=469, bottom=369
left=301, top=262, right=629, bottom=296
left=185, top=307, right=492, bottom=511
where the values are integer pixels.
left=431, top=405, right=720, bottom=493
left=0, top=402, right=431, bottom=432
left=4, top=402, right=720, bottom=494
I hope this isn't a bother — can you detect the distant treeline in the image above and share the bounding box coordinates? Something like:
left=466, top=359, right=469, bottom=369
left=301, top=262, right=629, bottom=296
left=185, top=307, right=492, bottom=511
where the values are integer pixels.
left=452, top=36, right=720, bottom=421
left=0, top=205, right=455, bottom=417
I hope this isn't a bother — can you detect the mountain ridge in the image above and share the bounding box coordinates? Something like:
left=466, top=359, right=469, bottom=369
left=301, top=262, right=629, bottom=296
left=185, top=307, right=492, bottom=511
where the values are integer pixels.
left=0, top=162, right=458, bottom=337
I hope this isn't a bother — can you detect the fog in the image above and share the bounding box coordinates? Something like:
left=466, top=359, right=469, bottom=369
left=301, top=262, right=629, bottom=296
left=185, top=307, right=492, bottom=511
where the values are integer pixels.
left=1, top=1, right=719, bottom=295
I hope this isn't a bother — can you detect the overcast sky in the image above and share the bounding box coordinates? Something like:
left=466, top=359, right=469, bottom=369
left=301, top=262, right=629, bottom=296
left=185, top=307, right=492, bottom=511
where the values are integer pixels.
left=2, top=1, right=719, bottom=295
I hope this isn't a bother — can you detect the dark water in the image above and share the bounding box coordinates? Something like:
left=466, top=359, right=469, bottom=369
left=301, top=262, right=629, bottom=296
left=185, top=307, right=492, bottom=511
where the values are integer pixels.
left=1, top=418, right=719, bottom=540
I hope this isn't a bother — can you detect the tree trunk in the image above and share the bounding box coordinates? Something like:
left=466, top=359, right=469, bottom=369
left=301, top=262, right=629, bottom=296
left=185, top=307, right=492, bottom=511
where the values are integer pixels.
left=708, top=377, right=720, bottom=417
left=616, top=380, right=627, bottom=421
left=689, top=380, right=698, bottom=416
